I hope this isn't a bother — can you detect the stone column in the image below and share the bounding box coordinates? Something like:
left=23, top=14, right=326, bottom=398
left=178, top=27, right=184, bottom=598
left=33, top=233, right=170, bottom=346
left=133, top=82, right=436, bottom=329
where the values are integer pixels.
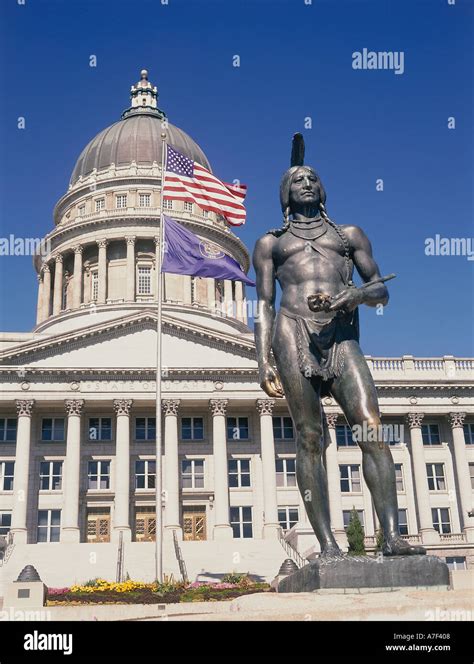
left=36, top=274, right=43, bottom=324
left=256, top=399, right=280, bottom=538
left=72, top=245, right=83, bottom=308
left=41, top=263, right=51, bottom=320
left=113, top=399, right=133, bottom=542
left=183, top=276, right=192, bottom=305
left=406, top=413, right=439, bottom=544
left=62, top=399, right=84, bottom=543
left=402, top=441, right=420, bottom=535
left=241, top=286, right=248, bottom=325
left=448, top=412, right=474, bottom=541
left=125, top=236, right=136, bottom=302
left=207, top=278, right=215, bottom=312
left=234, top=281, right=244, bottom=322
left=209, top=399, right=233, bottom=539
left=324, top=413, right=348, bottom=548
left=52, top=254, right=64, bottom=316
left=10, top=400, right=35, bottom=543
left=97, top=239, right=108, bottom=305
left=223, top=280, right=233, bottom=317
left=162, top=399, right=182, bottom=539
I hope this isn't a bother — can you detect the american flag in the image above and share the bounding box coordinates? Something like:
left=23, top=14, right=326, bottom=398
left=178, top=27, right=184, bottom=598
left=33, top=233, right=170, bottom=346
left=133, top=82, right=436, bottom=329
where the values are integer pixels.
left=162, top=144, right=247, bottom=226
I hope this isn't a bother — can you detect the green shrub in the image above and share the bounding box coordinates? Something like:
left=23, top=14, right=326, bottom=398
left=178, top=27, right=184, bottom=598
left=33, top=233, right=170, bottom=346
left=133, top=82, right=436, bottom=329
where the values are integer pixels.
left=346, top=507, right=366, bottom=556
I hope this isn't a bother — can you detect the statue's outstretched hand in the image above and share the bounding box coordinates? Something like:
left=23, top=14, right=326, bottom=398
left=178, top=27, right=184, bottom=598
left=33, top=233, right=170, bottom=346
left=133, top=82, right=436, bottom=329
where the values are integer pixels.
left=259, top=364, right=284, bottom=398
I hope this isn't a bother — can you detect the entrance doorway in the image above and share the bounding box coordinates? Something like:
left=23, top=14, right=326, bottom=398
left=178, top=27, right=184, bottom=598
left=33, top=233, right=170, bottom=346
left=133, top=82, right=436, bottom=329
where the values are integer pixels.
left=135, top=506, right=156, bottom=542
left=87, top=507, right=111, bottom=543
left=183, top=506, right=206, bottom=541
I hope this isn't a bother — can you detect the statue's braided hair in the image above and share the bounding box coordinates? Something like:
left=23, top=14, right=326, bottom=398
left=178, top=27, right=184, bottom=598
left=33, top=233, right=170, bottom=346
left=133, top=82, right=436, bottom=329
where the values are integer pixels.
left=319, top=203, right=353, bottom=286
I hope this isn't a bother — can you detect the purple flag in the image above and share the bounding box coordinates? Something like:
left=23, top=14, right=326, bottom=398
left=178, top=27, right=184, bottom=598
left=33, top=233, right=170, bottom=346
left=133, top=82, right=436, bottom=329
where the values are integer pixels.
left=161, top=216, right=255, bottom=286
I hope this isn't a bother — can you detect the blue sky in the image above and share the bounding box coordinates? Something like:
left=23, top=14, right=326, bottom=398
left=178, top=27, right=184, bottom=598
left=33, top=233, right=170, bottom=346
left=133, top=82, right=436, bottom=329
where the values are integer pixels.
left=0, top=0, right=472, bottom=357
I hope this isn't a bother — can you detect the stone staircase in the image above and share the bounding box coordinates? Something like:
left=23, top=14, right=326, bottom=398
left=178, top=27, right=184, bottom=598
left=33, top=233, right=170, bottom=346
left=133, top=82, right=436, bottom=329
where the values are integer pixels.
left=0, top=537, right=290, bottom=592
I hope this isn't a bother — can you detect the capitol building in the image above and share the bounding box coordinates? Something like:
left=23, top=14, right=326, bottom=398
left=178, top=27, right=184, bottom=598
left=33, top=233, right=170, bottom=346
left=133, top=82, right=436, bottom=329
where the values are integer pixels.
left=0, top=71, right=473, bottom=588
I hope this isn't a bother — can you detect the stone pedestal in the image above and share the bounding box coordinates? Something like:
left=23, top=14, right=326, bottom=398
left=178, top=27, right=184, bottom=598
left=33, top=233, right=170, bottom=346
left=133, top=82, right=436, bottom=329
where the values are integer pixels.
left=278, top=555, right=449, bottom=593
left=4, top=581, right=47, bottom=610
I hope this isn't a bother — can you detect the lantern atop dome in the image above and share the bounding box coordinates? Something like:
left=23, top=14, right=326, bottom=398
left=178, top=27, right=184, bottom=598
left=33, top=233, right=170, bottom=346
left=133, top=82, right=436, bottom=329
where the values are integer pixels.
left=121, top=69, right=166, bottom=120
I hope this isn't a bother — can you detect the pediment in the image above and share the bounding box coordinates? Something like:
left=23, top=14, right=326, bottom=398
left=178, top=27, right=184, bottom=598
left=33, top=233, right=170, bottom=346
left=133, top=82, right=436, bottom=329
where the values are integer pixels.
left=0, top=311, right=257, bottom=370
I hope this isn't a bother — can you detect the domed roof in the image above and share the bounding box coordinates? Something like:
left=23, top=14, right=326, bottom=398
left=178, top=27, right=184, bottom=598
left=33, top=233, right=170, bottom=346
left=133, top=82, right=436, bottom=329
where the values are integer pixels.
left=69, top=70, right=211, bottom=185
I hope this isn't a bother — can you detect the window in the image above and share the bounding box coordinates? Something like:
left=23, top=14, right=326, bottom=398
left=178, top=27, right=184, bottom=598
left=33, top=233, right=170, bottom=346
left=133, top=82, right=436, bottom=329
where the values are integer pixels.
left=78, top=204, right=85, bottom=216
left=116, top=194, right=127, bottom=209
left=163, top=199, right=173, bottom=210
left=135, top=418, right=156, bottom=441
left=276, top=458, right=296, bottom=487
left=398, top=508, right=408, bottom=535
left=181, top=417, right=204, bottom=441
left=0, top=418, right=17, bottom=443
left=95, top=198, right=105, bottom=212
left=89, top=418, right=112, bottom=441
left=445, top=556, right=467, bottom=571
left=340, top=464, right=362, bottom=492
left=37, top=509, right=61, bottom=542
left=278, top=507, right=299, bottom=531
left=41, top=418, right=65, bottom=442
left=421, top=423, right=440, bottom=445
left=0, top=511, right=11, bottom=536
left=336, top=425, right=357, bottom=447
left=184, top=201, right=193, bottom=212
left=181, top=459, right=204, bottom=489
left=464, top=423, right=474, bottom=445
left=272, top=416, right=294, bottom=440
left=394, top=464, right=404, bottom=492
left=427, top=463, right=446, bottom=491
left=342, top=510, right=365, bottom=532
left=470, top=463, right=474, bottom=490
left=91, top=271, right=99, bottom=302
left=137, top=266, right=152, bottom=295
left=230, top=506, right=253, bottom=538
left=87, top=461, right=111, bottom=490
left=0, top=461, right=14, bottom=491
left=135, top=460, right=156, bottom=489
left=39, top=461, right=63, bottom=491
left=138, top=193, right=151, bottom=207
left=228, top=459, right=251, bottom=488
left=432, top=507, right=451, bottom=534
left=202, top=209, right=209, bottom=218
left=227, top=417, right=249, bottom=441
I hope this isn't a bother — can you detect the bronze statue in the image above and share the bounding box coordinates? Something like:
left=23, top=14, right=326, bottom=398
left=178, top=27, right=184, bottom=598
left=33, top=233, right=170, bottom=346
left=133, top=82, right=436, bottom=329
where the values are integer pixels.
left=253, top=134, right=425, bottom=557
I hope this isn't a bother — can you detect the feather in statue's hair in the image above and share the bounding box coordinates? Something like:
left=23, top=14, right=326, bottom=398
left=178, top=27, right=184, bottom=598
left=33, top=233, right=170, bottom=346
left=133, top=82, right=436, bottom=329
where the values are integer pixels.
left=290, top=132, right=305, bottom=167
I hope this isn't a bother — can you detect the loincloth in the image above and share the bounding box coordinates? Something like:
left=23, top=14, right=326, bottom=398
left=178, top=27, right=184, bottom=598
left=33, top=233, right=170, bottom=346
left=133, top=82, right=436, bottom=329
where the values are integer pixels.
left=278, top=307, right=359, bottom=385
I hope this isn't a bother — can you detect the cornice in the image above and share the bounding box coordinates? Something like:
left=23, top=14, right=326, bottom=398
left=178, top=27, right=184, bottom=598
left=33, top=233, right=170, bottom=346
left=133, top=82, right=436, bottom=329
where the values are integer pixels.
left=0, top=366, right=472, bottom=397
left=35, top=213, right=250, bottom=272
left=0, top=367, right=260, bottom=382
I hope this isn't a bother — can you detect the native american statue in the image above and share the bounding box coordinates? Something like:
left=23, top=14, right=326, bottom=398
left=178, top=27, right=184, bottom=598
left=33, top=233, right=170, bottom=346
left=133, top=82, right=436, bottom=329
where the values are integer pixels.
left=253, top=133, right=425, bottom=557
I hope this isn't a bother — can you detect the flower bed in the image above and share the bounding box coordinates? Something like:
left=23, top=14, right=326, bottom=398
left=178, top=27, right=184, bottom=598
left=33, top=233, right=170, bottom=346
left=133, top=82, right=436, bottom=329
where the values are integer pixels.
left=46, top=577, right=270, bottom=605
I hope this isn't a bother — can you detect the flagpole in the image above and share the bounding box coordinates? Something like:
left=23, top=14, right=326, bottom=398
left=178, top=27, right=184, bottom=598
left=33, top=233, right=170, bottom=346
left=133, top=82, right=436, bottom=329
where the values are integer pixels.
left=155, top=132, right=167, bottom=583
